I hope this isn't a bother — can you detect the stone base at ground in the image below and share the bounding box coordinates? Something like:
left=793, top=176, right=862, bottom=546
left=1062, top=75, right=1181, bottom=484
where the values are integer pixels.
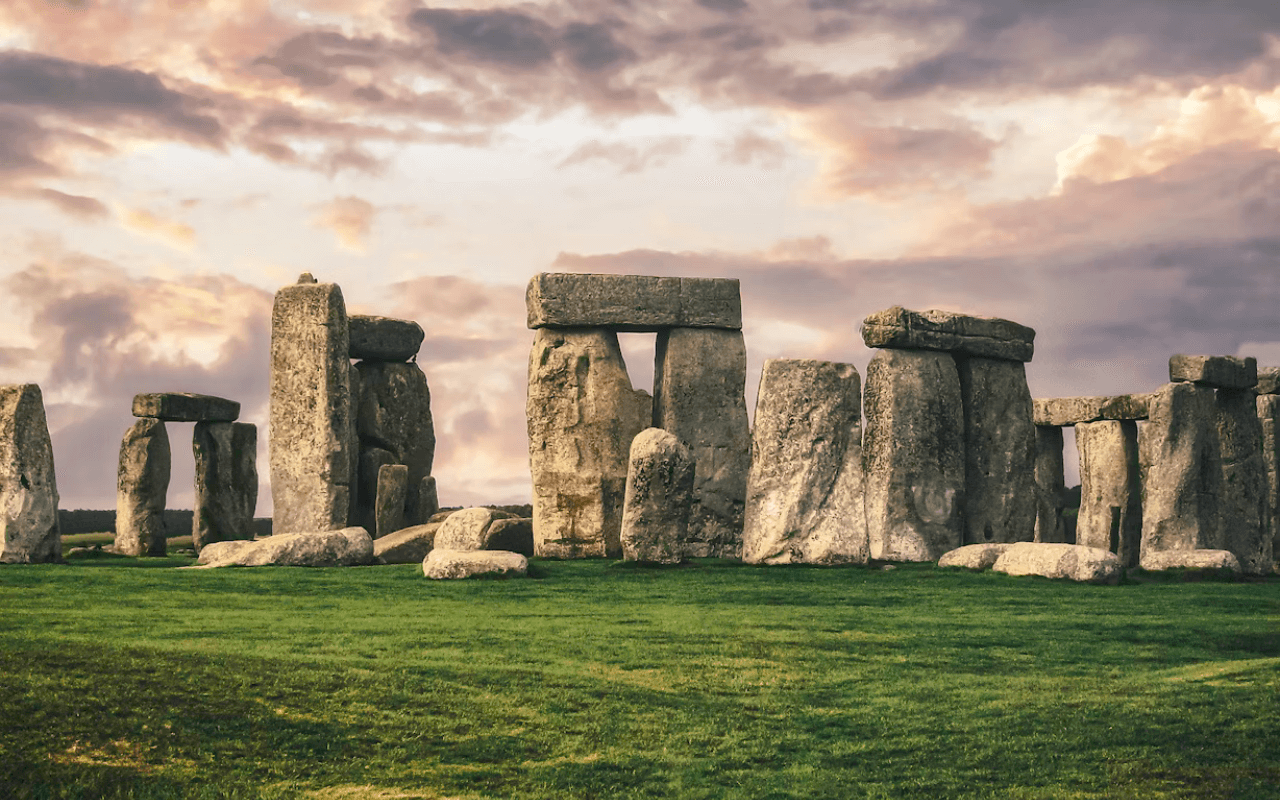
left=423, top=549, right=528, bottom=579
left=1138, top=549, right=1241, bottom=573
left=373, top=522, right=441, bottom=564
left=194, top=527, right=373, bottom=568
left=992, top=543, right=1123, bottom=584
left=937, top=543, right=1014, bottom=570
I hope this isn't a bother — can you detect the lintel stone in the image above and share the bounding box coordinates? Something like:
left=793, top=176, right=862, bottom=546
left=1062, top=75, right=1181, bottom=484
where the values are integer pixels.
left=1033, top=394, right=1151, bottom=426
left=133, top=392, right=239, bottom=422
left=526, top=272, right=741, bottom=331
left=1256, top=367, right=1280, bottom=395
left=860, top=306, right=1034, bottom=362
left=1169, top=354, right=1257, bottom=389
left=349, top=315, right=425, bottom=361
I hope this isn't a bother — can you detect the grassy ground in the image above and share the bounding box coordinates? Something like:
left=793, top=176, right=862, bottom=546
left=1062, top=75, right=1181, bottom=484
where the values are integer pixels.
left=0, top=558, right=1276, bottom=799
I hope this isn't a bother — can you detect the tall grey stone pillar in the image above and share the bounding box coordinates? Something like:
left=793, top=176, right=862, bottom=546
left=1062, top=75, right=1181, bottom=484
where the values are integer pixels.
left=1140, top=382, right=1222, bottom=554
left=192, top=421, right=257, bottom=552
left=1033, top=426, right=1066, bottom=543
left=116, top=417, right=170, bottom=557
left=1259, top=393, right=1280, bottom=571
left=1217, top=388, right=1270, bottom=574
left=0, top=384, right=60, bottom=563
left=354, top=360, right=435, bottom=524
left=957, top=357, right=1036, bottom=544
left=1076, top=420, right=1141, bottom=567
left=620, top=428, right=695, bottom=564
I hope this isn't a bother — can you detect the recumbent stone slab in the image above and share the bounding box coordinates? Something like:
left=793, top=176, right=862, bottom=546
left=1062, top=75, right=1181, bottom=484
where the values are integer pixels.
left=373, top=522, right=440, bottom=564
left=526, top=273, right=742, bottom=331
left=1169, top=354, right=1257, bottom=390
left=861, top=306, right=1035, bottom=362
left=620, top=428, right=696, bottom=564
left=1075, top=420, right=1142, bottom=568
left=192, top=421, right=257, bottom=552
left=1032, top=394, right=1151, bottom=426
left=116, top=417, right=170, bottom=557
left=958, top=357, right=1036, bottom=545
left=1140, top=382, right=1222, bottom=555
left=133, top=392, right=239, bottom=423
left=1139, top=549, right=1241, bottom=573
left=349, top=314, right=425, bottom=362
left=937, top=543, right=1014, bottom=570
left=0, top=384, right=60, bottom=563
left=194, top=527, right=373, bottom=568
left=992, top=543, right=1122, bottom=584
left=434, top=507, right=512, bottom=551
left=423, top=549, right=527, bottom=579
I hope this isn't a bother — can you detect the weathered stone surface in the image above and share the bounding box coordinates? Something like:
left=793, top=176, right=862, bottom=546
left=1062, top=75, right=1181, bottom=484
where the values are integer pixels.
left=528, top=328, right=651, bottom=558
left=132, top=392, right=239, bottom=422
left=654, top=327, right=751, bottom=558
left=526, top=272, right=742, bottom=331
left=938, top=543, right=1014, bottom=570
left=620, top=428, right=695, bottom=564
left=116, top=418, right=170, bottom=557
left=742, top=359, right=868, bottom=565
left=269, top=280, right=352, bottom=534
left=348, top=363, right=361, bottom=525
left=863, top=349, right=965, bottom=561
left=1033, top=394, right=1151, bottom=426
left=1256, top=367, right=1280, bottom=395
left=349, top=314, right=425, bottom=361
left=1169, top=354, right=1257, bottom=389
left=992, top=542, right=1123, bottom=585
left=434, top=507, right=500, bottom=551
left=192, top=421, right=257, bottom=552
left=418, top=476, right=439, bottom=523
left=1259, top=394, right=1280, bottom=568
left=486, top=518, right=534, bottom=557
left=861, top=306, right=1035, bottom=362
left=1216, top=388, right=1270, bottom=575
left=1075, top=421, right=1142, bottom=567
left=0, top=384, right=60, bottom=563
left=958, top=357, right=1036, bottom=545
left=1140, top=383, right=1223, bottom=555
left=357, top=447, right=395, bottom=532
left=373, top=522, right=440, bottom=564
left=1139, top=549, right=1241, bottom=573
left=194, top=527, right=374, bottom=568
left=423, top=548, right=527, bottom=579
left=354, top=360, right=435, bottom=525
left=1034, top=426, right=1066, bottom=544
left=376, top=464, right=408, bottom=538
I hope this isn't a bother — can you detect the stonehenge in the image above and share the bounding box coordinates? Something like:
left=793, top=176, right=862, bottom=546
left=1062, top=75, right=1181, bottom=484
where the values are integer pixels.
left=0, top=384, right=61, bottom=563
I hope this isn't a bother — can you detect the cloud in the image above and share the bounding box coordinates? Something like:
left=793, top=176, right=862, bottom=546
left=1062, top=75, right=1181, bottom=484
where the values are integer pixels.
left=119, top=207, right=197, bottom=250
left=720, top=130, right=787, bottom=168
left=559, top=136, right=691, bottom=173
left=311, top=196, right=377, bottom=252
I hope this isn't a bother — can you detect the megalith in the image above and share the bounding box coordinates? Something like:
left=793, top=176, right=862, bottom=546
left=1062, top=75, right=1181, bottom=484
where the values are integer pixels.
left=1075, top=420, right=1141, bottom=567
left=192, top=421, right=257, bottom=551
left=1140, top=382, right=1222, bottom=554
left=527, top=327, right=650, bottom=558
left=1216, top=387, right=1270, bottom=575
left=1033, top=426, right=1066, bottom=543
left=269, top=276, right=353, bottom=534
left=375, top=463, right=408, bottom=538
left=742, top=359, right=868, bottom=565
left=1258, top=392, right=1280, bottom=568
left=620, top=428, right=695, bottom=564
left=653, top=327, right=751, bottom=558
left=116, top=417, right=170, bottom=557
left=354, top=360, right=435, bottom=524
left=957, top=357, right=1036, bottom=545
left=0, top=384, right=60, bottom=563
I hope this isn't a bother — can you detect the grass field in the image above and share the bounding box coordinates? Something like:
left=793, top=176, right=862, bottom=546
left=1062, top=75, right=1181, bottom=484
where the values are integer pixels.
left=0, top=557, right=1277, bottom=799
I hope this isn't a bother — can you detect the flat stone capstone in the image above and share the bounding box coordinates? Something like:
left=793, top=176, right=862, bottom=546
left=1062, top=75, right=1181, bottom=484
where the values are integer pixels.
left=132, top=392, right=240, bottom=422
left=1033, top=394, right=1151, bottom=426
left=1256, top=367, right=1280, bottom=395
left=349, top=315, right=425, bottom=361
left=526, top=272, right=742, bottom=331
left=1169, top=355, right=1257, bottom=390
left=861, top=306, right=1035, bottom=362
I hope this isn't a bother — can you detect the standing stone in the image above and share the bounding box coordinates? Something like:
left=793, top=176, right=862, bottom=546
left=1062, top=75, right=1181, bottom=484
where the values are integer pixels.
left=1259, top=394, right=1280, bottom=569
left=1216, top=388, right=1270, bottom=575
left=743, top=359, right=868, bottom=564
left=957, top=357, right=1036, bottom=545
left=653, top=327, right=751, bottom=558
left=348, top=363, right=362, bottom=526
left=116, top=418, right=170, bottom=557
left=862, top=349, right=965, bottom=561
left=376, top=463, right=408, bottom=538
left=1140, top=382, right=1222, bottom=555
left=357, top=447, right=395, bottom=533
left=1034, top=426, right=1066, bottom=543
left=527, top=328, right=650, bottom=558
left=192, top=421, right=257, bottom=552
left=354, top=360, right=435, bottom=524
left=269, top=278, right=352, bottom=534
left=419, top=476, right=439, bottom=522
left=1075, top=420, right=1142, bottom=568
left=0, top=384, right=60, bottom=563
left=620, top=428, right=696, bottom=564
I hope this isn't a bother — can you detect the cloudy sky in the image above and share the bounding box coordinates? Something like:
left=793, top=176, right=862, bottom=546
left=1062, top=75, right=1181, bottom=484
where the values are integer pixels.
left=2, top=0, right=1279, bottom=512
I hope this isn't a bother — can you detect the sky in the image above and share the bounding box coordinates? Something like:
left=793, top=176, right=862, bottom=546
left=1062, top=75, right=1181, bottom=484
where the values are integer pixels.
left=1, top=0, right=1279, bottom=512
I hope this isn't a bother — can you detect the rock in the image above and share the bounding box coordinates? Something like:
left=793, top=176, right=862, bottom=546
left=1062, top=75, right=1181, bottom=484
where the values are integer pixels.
left=376, top=464, right=408, bottom=538
left=0, top=384, right=60, bottom=563
left=423, top=548, right=527, bottom=579
left=1075, top=420, right=1142, bottom=567
left=1216, top=388, right=1271, bottom=575
left=620, top=428, right=696, bottom=564
left=742, top=359, right=868, bottom=565
left=1169, top=354, right=1257, bottom=389
left=347, top=363, right=362, bottom=524
left=1032, top=394, right=1151, bottom=426
left=526, top=272, right=742, bottom=331
left=958, top=357, right=1036, bottom=545
left=1034, top=426, right=1067, bottom=543
left=1259, top=395, right=1280, bottom=568
left=992, top=542, right=1123, bottom=584
left=861, top=306, right=1035, bottom=362
left=1138, top=549, right=1241, bottom=573
left=373, top=522, right=440, bottom=563
left=938, top=543, right=1014, bottom=570
left=1140, top=382, right=1222, bottom=555
left=192, top=421, right=257, bottom=552
left=485, top=518, right=534, bottom=557
left=527, top=328, right=650, bottom=558
left=354, top=360, right=435, bottom=524
left=269, top=280, right=353, bottom=534
left=1256, top=367, right=1280, bottom=395
left=348, top=314, right=425, bottom=361
left=357, top=446, right=395, bottom=531
left=194, top=527, right=373, bottom=567
left=654, top=327, right=751, bottom=558
left=434, top=507, right=500, bottom=551
left=418, top=476, right=439, bottom=521
left=115, top=418, right=170, bottom=557
left=862, top=349, right=965, bottom=561
left=132, top=392, right=239, bottom=422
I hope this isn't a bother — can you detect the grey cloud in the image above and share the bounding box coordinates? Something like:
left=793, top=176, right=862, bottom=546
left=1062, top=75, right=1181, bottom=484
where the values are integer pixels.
left=558, top=137, right=691, bottom=173
left=699, top=0, right=750, bottom=12
left=563, top=22, right=636, bottom=72
left=409, top=8, right=557, bottom=69
left=30, top=188, right=109, bottom=219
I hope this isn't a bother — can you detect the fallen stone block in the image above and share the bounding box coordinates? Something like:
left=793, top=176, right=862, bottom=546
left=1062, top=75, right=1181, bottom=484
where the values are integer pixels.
left=0, top=384, right=61, bottom=564
left=621, top=428, right=695, bottom=564
left=937, top=543, right=1014, bottom=570
left=349, top=314, right=425, bottom=361
left=526, top=272, right=742, bottom=331
left=1033, top=394, right=1151, bottom=426
left=133, top=392, right=239, bottom=423
left=373, top=522, right=440, bottom=564
left=423, top=548, right=527, bottom=579
left=1169, top=354, right=1257, bottom=390
left=861, top=306, right=1034, bottom=362
left=434, top=507, right=511, bottom=551
left=194, top=527, right=373, bottom=568
left=1138, top=549, right=1241, bottom=573
left=992, top=542, right=1123, bottom=584
left=486, top=518, right=534, bottom=557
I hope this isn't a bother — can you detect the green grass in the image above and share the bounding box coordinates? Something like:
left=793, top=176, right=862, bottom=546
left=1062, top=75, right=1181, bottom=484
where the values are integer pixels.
left=0, top=559, right=1277, bottom=799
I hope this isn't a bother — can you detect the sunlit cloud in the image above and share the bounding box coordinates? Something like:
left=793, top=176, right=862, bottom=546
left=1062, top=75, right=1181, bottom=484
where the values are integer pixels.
left=311, top=195, right=377, bottom=252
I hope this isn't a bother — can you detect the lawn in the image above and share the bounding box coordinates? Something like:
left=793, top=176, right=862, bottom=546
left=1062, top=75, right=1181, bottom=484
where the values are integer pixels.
left=0, top=557, right=1276, bottom=799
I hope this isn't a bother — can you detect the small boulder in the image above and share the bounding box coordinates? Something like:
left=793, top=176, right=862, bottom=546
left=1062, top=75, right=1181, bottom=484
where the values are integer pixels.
left=486, top=517, right=534, bottom=557
left=423, top=549, right=527, bottom=579
left=193, top=527, right=373, bottom=568
left=938, top=543, right=1014, bottom=570
left=992, top=542, right=1123, bottom=584
left=1138, top=549, right=1241, bottom=573
left=373, top=522, right=441, bottom=564
left=434, top=507, right=499, bottom=551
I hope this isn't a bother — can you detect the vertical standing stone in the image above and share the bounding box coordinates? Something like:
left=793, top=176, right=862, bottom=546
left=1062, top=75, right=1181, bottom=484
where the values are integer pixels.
left=0, top=384, right=60, bottom=563
left=1259, top=394, right=1280, bottom=570
left=419, top=475, right=440, bottom=522
left=116, top=418, right=170, bottom=557
left=192, top=421, right=257, bottom=552
left=620, top=428, right=695, bottom=563
left=862, top=349, right=965, bottom=561
left=354, top=360, right=435, bottom=524
left=1034, top=426, right=1066, bottom=543
left=1140, top=382, right=1222, bottom=555
left=357, top=447, right=395, bottom=533
left=348, top=363, right=362, bottom=526
left=653, top=327, right=750, bottom=558
left=527, top=328, right=650, bottom=558
left=269, top=278, right=352, bottom=534
left=1075, top=420, right=1142, bottom=567
left=1216, top=388, right=1270, bottom=574
left=375, top=463, right=409, bottom=538
left=956, top=357, right=1036, bottom=544
left=743, top=359, right=868, bottom=564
